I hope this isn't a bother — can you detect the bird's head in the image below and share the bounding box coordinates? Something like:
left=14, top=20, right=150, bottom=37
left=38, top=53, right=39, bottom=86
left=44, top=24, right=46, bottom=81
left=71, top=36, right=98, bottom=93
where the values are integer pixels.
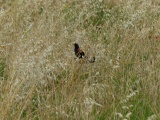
left=73, top=43, right=79, bottom=48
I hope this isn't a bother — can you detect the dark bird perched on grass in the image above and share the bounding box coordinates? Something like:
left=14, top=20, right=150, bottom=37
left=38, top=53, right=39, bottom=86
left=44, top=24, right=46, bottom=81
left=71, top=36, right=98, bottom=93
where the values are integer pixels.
left=73, top=43, right=95, bottom=63
left=74, top=43, right=85, bottom=58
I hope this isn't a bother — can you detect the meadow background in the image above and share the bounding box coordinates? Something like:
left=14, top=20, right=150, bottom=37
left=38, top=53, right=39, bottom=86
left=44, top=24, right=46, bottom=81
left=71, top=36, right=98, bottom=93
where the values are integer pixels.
left=0, top=0, right=160, bottom=119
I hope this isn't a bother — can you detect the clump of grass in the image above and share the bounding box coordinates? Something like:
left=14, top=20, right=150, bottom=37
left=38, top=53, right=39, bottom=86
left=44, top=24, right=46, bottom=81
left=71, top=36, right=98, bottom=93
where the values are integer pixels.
left=0, top=0, right=160, bottom=119
left=0, top=62, right=5, bottom=77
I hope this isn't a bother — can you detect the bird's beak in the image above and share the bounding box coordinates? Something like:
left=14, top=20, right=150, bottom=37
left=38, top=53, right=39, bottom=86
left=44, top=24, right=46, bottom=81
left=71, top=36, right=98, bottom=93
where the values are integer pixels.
left=73, top=42, right=76, bottom=46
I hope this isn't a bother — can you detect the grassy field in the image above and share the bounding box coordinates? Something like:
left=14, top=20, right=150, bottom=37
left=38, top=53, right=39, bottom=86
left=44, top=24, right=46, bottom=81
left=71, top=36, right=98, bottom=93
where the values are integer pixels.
left=0, top=0, right=160, bottom=119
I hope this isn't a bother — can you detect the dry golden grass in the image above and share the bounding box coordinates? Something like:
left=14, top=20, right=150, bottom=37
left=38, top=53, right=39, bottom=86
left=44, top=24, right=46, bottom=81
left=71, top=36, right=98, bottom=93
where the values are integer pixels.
left=0, top=0, right=160, bottom=119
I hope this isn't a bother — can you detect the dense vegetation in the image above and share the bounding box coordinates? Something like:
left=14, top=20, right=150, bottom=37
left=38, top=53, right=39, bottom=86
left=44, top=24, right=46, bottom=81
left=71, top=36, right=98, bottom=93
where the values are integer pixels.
left=0, top=0, right=160, bottom=119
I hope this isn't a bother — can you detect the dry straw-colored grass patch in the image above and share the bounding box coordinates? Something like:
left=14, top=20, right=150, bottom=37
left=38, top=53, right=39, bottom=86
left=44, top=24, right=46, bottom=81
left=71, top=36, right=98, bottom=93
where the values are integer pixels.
left=0, top=0, right=160, bottom=119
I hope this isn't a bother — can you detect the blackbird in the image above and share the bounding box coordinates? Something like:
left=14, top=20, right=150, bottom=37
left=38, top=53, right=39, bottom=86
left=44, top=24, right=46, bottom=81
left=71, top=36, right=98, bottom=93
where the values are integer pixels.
left=73, top=43, right=95, bottom=63
left=74, top=43, right=85, bottom=58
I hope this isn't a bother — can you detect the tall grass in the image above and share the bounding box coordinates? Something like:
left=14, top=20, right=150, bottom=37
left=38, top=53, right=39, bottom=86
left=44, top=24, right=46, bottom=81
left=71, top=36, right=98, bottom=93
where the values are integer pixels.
left=0, top=0, right=160, bottom=119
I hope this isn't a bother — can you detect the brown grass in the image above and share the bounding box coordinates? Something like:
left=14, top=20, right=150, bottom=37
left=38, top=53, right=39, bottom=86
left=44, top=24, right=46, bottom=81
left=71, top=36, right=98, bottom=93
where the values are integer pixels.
left=0, top=0, right=160, bottom=119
